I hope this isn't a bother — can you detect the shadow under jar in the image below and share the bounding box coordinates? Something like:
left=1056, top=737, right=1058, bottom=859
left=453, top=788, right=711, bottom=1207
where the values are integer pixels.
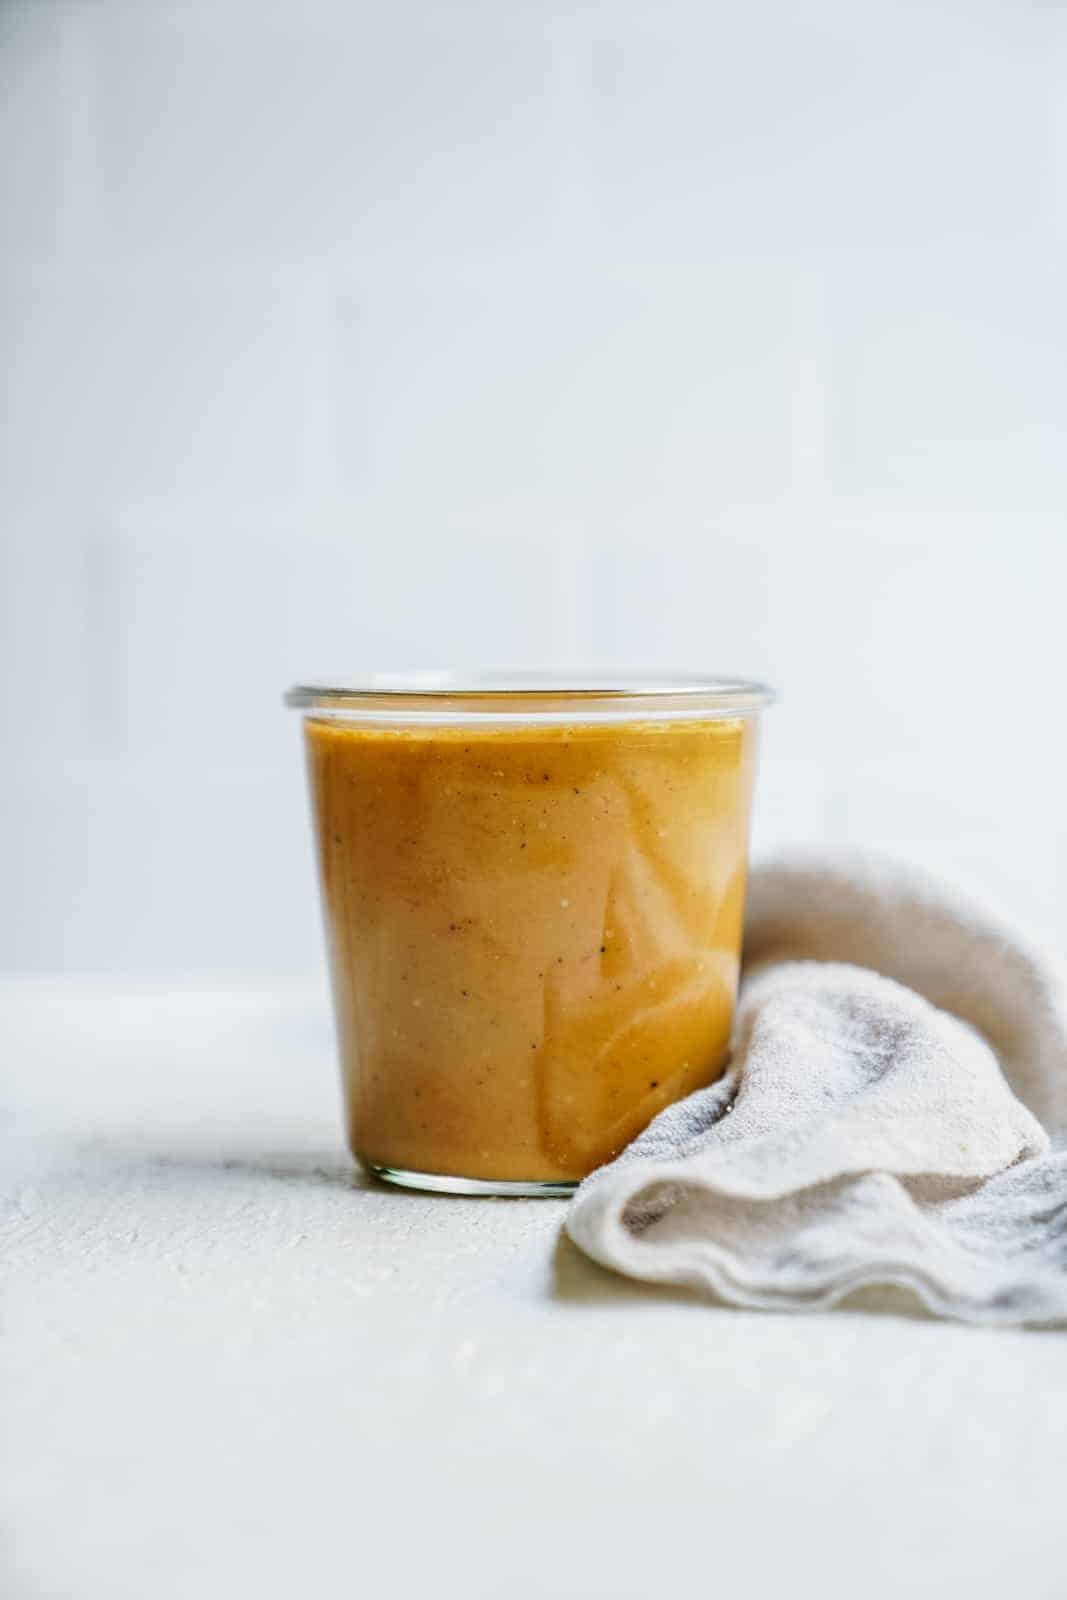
left=286, top=674, right=773, bottom=1196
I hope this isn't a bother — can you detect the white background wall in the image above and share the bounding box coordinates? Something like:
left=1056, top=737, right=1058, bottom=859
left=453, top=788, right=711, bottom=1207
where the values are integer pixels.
left=3, top=0, right=1065, bottom=974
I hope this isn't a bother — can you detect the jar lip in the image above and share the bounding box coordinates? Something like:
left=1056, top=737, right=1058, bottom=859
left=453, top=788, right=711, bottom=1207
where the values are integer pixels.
left=285, top=671, right=775, bottom=724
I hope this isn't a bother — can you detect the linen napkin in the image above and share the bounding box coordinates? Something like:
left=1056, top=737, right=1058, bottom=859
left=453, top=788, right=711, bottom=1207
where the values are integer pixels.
left=566, top=855, right=1067, bottom=1325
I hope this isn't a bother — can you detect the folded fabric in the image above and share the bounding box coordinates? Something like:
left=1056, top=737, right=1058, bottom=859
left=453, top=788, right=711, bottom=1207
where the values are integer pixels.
left=566, top=855, right=1067, bottom=1326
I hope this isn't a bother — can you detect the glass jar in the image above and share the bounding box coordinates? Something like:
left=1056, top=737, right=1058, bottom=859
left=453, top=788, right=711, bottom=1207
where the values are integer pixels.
left=286, top=673, right=773, bottom=1195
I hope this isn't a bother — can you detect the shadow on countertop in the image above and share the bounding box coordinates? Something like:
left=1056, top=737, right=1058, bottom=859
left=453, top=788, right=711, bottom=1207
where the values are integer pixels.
left=551, top=1227, right=708, bottom=1311
left=80, top=1140, right=402, bottom=1197
left=100, top=1143, right=569, bottom=1205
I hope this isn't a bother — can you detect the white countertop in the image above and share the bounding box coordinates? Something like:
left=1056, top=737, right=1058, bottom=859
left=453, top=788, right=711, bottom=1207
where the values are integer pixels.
left=3, top=976, right=1066, bottom=1600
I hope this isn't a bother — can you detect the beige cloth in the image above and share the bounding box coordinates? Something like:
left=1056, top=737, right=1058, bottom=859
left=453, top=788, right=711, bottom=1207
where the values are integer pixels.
left=566, top=856, right=1067, bottom=1325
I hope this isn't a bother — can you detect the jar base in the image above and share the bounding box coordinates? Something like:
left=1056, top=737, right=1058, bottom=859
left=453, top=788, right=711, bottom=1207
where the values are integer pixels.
left=366, top=1162, right=577, bottom=1198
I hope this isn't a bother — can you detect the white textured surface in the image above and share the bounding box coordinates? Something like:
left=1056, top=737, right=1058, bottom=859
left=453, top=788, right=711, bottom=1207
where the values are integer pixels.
left=3, top=978, right=1067, bottom=1599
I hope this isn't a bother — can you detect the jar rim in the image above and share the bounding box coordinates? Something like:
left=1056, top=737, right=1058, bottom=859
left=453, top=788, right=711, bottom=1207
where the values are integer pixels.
left=285, top=671, right=775, bottom=725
